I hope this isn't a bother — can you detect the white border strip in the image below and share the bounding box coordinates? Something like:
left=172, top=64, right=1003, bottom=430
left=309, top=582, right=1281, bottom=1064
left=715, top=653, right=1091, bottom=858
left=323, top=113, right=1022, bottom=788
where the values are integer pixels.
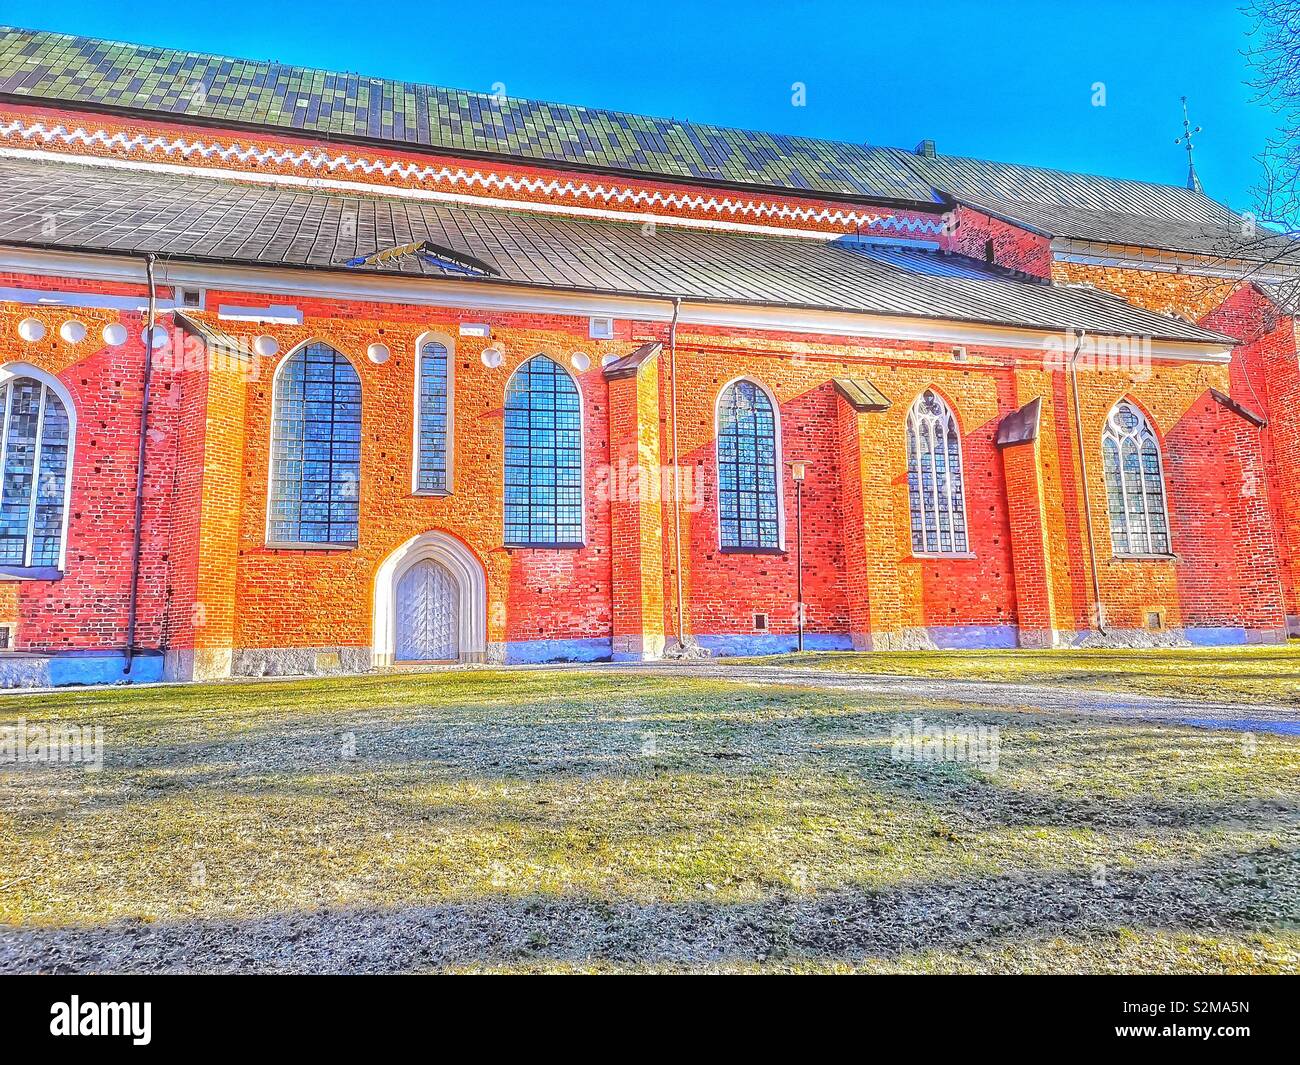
left=0, top=245, right=1232, bottom=362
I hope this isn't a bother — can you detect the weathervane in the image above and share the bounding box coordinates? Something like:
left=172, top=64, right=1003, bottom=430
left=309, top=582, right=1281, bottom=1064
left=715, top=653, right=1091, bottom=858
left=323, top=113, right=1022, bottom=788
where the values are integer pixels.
left=1175, top=96, right=1204, bottom=194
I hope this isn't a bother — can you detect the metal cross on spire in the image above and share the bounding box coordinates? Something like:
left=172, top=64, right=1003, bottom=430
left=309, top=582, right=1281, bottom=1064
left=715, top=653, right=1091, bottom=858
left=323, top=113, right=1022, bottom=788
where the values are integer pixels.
left=1175, top=96, right=1204, bottom=194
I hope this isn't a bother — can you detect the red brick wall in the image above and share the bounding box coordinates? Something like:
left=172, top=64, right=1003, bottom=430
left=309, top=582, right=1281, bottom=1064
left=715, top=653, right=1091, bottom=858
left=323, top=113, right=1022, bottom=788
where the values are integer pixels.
left=0, top=298, right=178, bottom=655
left=1, top=270, right=1285, bottom=663
left=1202, top=285, right=1300, bottom=625
left=946, top=207, right=1055, bottom=279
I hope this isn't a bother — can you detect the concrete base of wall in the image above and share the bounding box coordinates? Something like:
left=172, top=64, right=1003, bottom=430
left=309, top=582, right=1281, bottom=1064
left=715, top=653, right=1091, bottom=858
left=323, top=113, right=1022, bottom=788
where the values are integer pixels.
left=695, top=633, right=853, bottom=656
left=232, top=646, right=372, bottom=677
left=0, top=650, right=164, bottom=688
left=497, top=638, right=613, bottom=664
left=611, top=634, right=666, bottom=661
left=164, top=647, right=235, bottom=682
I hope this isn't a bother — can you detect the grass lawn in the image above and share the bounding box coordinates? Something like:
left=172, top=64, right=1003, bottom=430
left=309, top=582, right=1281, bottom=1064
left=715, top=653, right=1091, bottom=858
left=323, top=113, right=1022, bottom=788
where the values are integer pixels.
left=1, top=667, right=1297, bottom=973
left=722, top=645, right=1300, bottom=706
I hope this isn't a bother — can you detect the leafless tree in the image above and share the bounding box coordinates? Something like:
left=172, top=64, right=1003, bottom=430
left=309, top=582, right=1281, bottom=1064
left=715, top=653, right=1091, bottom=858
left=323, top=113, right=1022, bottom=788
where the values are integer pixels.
left=1218, top=0, right=1300, bottom=309
left=1245, top=0, right=1300, bottom=236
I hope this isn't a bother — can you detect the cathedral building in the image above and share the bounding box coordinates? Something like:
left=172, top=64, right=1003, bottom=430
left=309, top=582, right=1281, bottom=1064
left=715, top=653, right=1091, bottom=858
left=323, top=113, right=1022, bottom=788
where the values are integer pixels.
left=0, top=27, right=1295, bottom=685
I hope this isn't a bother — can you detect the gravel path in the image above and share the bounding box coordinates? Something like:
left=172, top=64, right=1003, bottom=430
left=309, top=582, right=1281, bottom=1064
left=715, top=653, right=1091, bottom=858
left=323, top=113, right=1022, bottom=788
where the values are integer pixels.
left=594, top=661, right=1300, bottom=734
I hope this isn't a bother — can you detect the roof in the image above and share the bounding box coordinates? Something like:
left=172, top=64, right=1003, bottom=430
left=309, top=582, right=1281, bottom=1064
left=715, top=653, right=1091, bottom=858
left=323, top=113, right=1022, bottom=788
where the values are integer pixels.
left=1258, top=282, right=1300, bottom=315
left=0, top=26, right=937, bottom=204
left=0, top=155, right=1231, bottom=345
left=898, top=150, right=1300, bottom=266
left=0, top=28, right=1290, bottom=269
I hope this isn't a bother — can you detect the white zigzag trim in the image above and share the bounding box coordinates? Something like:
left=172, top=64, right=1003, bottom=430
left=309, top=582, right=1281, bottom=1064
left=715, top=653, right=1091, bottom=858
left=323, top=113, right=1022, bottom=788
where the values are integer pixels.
left=0, top=117, right=945, bottom=236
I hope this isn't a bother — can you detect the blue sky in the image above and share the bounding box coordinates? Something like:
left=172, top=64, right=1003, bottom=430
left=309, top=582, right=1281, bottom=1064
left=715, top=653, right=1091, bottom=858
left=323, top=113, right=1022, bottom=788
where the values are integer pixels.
left=3, top=1, right=1280, bottom=212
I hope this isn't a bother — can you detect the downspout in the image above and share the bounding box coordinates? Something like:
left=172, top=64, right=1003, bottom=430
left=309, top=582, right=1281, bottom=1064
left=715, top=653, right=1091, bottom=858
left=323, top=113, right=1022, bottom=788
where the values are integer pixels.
left=668, top=296, right=686, bottom=648
left=1068, top=328, right=1108, bottom=634
left=123, top=253, right=158, bottom=673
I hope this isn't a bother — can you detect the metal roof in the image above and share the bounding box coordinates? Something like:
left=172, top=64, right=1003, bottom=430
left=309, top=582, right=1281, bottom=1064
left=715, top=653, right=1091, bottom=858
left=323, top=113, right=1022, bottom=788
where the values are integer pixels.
left=0, top=155, right=1231, bottom=345
left=0, top=26, right=938, bottom=204
left=0, top=28, right=1288, bottom=268
left=895, top=151, right=1300, bottom=266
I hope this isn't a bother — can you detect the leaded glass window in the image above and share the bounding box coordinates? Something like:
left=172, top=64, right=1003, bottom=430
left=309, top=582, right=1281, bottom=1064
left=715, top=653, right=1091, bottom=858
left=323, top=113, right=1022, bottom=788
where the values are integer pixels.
left=1102, top=400, right=1170, bottom=555
left=416, top=339, right=449, bottom=492
left=717, top=379, right=780, bottom=550
left=268, top=342, right=361, bottom=545
left=0, top=376, right=72, bottom=568
left=906, top=389, right=968, bottom=554
left=504, top=354, right=583, bottom=545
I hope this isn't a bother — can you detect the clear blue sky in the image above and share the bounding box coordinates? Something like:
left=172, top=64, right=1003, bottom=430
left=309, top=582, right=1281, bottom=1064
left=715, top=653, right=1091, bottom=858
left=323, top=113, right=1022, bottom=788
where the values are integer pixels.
left=2, top=0, right=1280, bottom=212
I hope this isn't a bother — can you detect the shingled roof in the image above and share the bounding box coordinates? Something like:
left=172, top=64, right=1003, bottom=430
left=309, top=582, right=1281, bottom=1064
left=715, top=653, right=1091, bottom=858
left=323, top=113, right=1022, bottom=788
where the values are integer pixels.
left=1, top=27, right=1292, bottom=270
left=0, top=155, right=1231, bottom=345
left=0, top=26, right=938, bottom=204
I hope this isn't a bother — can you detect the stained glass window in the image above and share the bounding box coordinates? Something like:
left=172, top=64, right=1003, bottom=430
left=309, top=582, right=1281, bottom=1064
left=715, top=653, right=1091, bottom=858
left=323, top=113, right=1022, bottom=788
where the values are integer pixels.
left=1102, top=400, right=1170, bottom=555
left=906, top=389, right=968, bottom=554
left=717, top=379, right=780, bottom=550
left=504, top=354, right=583, bottom=546
left=0, top=376, right=72, bottom=568
left=268, top=342, right=361, bottom=545
left=416, top=339, right=449, bottom=492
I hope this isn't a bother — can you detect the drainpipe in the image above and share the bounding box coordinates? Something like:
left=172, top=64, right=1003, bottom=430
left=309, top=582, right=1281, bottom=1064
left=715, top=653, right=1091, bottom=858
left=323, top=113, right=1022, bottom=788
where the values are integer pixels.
left=1068, top=328, right=1108, bottom=634
left=123, top=254, right=158, bottom=674
left=668, top=296, right=686, bottom=648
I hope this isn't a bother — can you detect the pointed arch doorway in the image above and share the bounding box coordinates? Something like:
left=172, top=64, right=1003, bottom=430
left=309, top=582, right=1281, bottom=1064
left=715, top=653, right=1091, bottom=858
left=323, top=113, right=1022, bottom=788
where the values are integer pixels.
left=373, top=531, right=488, bottom=665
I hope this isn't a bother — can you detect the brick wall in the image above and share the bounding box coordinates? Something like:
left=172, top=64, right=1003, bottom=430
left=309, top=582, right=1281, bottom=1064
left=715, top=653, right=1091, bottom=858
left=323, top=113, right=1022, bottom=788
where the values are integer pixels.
left=1, top=271, right=1285, bottom=669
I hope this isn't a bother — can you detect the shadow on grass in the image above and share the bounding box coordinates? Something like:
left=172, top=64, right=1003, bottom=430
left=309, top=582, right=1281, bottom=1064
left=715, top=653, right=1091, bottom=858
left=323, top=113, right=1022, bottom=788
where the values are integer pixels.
left=2, top=844, right=1294, bottom=973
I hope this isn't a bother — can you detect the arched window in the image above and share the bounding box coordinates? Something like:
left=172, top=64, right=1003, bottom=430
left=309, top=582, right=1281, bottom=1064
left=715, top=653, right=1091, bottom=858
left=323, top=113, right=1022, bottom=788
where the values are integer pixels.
left=906, top=389, right=968, bottom=554
left=717, top=379, right=780, bottom=550
left=504, top=354, right=583, bottom=546
left=0, top=371, right=73, bottom=569
left=1102, top=399, right=1170, bottom=556
left=415, top=336, right=450, bottom=493
left=267, top=342, right=361, bottom=546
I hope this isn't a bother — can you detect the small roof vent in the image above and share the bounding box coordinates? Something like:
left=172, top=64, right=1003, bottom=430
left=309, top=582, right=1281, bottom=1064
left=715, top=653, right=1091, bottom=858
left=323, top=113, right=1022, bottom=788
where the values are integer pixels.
left=914, top=139, right=937, bottom=158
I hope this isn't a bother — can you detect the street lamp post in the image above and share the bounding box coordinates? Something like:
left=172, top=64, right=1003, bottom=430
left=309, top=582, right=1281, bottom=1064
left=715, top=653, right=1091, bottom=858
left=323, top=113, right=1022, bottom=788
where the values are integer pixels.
left=790, top=461, right=807, bottom=653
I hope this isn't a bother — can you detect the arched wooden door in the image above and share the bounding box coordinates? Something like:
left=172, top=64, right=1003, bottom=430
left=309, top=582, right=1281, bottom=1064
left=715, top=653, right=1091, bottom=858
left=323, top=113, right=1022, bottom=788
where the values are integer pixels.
left=394, top=558, right=460, bottom=661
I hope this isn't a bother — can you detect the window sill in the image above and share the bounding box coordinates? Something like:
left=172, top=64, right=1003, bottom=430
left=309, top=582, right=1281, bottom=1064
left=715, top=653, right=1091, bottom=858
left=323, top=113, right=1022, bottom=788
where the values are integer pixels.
left=910, top=552, right=977, bottom=560
left=719, top=546, right=786, bottom=556
left=412, top=490, right=452, bottom=498
left=1110, top=553, right=1179, bottom=563
left=505, top=542, right=586, bottom=550
left=264, top=542, right=357, bottom=552
left=0, top=565, right=64, bottom=581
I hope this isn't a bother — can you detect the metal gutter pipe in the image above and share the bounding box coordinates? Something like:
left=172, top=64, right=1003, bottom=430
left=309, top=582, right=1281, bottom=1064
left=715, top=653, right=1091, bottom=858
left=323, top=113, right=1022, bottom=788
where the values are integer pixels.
left=123, top=253, right=158, bottom=673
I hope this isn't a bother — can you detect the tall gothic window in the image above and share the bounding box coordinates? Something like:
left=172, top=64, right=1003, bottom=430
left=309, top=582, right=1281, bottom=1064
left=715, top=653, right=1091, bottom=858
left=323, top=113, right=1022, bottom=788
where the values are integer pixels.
left=717, top=379, right=780, bottom=550
left=0, top=373, right=72, bottom=568
left=504, top=354, right=583, bottom=546
left=906, top=389, right=968, bottom=554
left=416, top=338, right=450, bottom=493
left=268, top=342, right=361, bottom=546
left=1102, top=399, right=1171, bottom=556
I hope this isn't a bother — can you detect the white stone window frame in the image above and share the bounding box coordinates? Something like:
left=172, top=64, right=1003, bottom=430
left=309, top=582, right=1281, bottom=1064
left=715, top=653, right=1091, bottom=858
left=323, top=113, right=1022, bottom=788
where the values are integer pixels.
left=263, top=338, right=363, bottom=550
left=1101, top=398, right=1174, bottom=558
left=502, top=353, right=587, bottom=549
left=905, top=387, right=971, bottom=556
left=714, top=375, right=787, bottom=553
left=0, top=362, right=76, bottom=576
left=412, top=330, right=456, bottom=496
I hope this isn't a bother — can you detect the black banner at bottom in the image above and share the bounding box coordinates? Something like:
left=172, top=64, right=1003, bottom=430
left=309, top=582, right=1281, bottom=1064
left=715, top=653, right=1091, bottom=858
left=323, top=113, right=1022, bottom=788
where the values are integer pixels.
left=0, top=974, right=1290, bottom=1053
